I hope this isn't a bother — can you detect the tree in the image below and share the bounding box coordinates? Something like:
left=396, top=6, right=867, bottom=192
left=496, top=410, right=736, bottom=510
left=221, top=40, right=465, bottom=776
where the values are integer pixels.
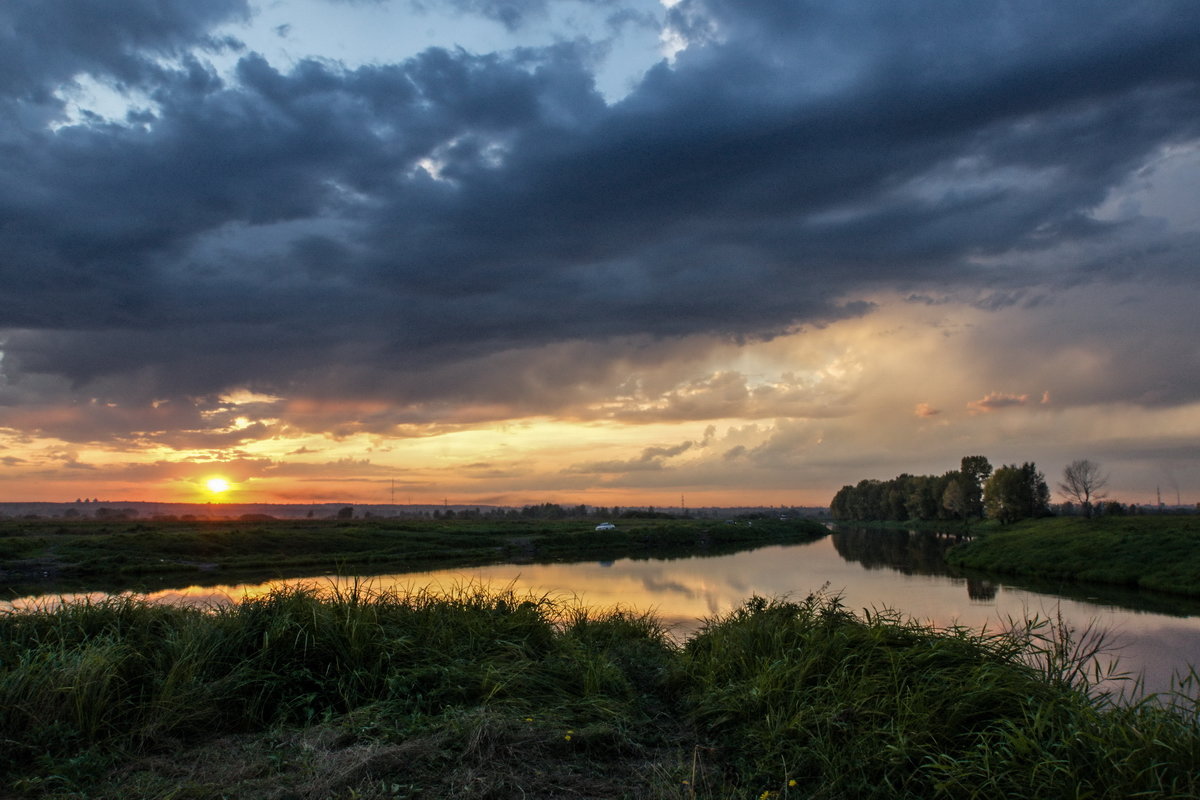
left=984, top=463, right=1050, bottom=524
left=959, top=455, right=993, bottom=518
left=905, top=475, right=939, bottom=521
left=942, top=478, right=967, bottom=523
left=1058, top=459, right=1109, bottom=518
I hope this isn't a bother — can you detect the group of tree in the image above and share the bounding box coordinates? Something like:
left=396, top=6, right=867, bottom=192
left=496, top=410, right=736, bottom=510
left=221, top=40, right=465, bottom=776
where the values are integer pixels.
left=831, top=455, right=1054, bottom=525
left=431, top=503, right=629, bottom=520
left=982, top=463, right=1052, bottom=524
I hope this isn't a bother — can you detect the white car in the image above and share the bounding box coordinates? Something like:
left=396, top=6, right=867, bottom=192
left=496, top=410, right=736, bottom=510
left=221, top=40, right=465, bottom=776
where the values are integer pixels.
left=595, top=522, right=617, bottom=531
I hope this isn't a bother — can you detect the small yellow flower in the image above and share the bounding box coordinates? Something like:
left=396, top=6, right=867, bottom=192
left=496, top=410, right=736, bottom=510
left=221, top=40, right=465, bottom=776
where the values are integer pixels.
left=564, top=734, right=572, bottom=741
left=788, top=779, right=797, bottom=787
left=524, top=717, right=533, bottom=723
left=567, top=729, right=574, bottom=734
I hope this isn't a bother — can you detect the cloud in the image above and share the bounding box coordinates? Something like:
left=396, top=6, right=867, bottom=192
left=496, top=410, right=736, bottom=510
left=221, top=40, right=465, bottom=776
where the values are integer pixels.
left=0, top=0, right=247, bottom=131
left=428, top=0, right=548, bottom=31
left=967, top=392, right=1030, bottom=413
left=0, top=0, right=1198, bottom=470
left=914, top=403, right=940, bottom=418
left=596, top=369, right=859, bottom=424
left=567, top=439, right=694, bottom=474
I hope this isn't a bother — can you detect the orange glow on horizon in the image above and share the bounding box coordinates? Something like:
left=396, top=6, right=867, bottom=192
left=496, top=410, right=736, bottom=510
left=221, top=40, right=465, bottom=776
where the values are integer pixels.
left=1, top=302, right=1194, bottom=509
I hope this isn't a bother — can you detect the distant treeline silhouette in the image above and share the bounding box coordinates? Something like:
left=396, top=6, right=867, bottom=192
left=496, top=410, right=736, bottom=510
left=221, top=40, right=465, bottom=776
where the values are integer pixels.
left=830, top=456, right=1051, bottom=524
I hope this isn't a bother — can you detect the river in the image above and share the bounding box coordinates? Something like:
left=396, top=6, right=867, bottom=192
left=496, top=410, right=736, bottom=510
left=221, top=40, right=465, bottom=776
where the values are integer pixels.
left=6, top=526, right=1199, bottom=697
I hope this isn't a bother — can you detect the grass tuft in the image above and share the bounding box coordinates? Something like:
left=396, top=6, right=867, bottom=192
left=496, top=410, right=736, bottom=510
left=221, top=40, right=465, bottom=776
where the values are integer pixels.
left=2, top=586, right=1198, bottom=798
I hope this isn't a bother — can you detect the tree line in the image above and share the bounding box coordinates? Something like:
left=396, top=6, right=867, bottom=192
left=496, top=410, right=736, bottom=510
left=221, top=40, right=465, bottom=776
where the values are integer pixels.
left=830, top=456, right=1052, bottom=524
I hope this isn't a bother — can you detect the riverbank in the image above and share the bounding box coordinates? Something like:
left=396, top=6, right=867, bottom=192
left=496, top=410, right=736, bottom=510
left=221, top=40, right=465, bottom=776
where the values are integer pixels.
left=945, top=515, right=1200, bottom=596
left=2, top=586, right=1197, bottom=799
left=0, top=516, right=827, bottom=596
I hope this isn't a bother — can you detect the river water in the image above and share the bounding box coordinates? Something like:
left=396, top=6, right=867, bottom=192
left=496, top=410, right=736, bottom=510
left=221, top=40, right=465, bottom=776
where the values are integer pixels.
left=6, top=527, right=1200, bottom=697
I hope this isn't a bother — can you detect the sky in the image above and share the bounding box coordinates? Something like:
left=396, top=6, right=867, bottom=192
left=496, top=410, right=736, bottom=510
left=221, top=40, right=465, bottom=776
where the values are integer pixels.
left=1, top=0, right=1198, bottom=508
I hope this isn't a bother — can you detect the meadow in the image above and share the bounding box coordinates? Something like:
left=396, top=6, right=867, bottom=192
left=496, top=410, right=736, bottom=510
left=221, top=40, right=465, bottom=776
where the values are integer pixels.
left=0, top=516, right=826, bottom=596
left=3, top=585, right=1198, bottom=798
left=945, top=515, right=1200, bottom=596
left=6, top=515, right=1200, bottom=797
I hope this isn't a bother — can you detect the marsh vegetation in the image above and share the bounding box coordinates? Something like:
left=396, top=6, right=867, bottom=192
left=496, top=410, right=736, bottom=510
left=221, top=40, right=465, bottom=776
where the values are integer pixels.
left=946, top=515, right=1200, bottom=596
left=3, top=586, right=1198, bottom=798
left=0, top=516, right=826, bottom=596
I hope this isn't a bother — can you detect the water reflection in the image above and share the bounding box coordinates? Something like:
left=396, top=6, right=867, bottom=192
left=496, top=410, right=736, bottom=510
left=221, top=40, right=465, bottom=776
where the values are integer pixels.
left=831, top=526, right=1200, bottom=618
left=6, top=532, right=1200, bottom=697
left=966, top=577, right=999, bottom=602
left=831, top=526, right=964, bottom=576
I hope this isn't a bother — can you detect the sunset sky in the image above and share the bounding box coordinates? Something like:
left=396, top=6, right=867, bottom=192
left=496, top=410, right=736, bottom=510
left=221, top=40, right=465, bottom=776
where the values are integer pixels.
left=1, top=0, right=1198, bottom=507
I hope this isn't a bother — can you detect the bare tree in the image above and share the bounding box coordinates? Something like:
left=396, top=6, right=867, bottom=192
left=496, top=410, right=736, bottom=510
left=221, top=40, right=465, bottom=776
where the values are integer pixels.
left=1058, top=459, right=1109, bottom=517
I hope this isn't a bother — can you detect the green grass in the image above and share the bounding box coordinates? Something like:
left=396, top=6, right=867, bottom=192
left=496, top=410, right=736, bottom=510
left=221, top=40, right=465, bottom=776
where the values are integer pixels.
left=945, top=515, right=1200, bottom=596
left=2, top=588, right=1198, bottom=798
left=1, top=584, right=681, bottom=798
left=677, top=594, right=1200, bottom=799
left=0, top=516, right=828, bottom=596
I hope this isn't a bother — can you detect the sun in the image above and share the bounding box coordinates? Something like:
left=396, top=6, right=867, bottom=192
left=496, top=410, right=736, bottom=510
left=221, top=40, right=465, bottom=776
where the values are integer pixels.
left=206, top=477, right=231, bottom=494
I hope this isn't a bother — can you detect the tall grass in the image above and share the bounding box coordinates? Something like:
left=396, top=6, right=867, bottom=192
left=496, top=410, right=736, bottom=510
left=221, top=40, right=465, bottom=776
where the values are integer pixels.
left=677, top=593, right=1200, bottom=799
left=0, top=582, right=677, bottom=791
left=3, top=586, right=1199, bottom=798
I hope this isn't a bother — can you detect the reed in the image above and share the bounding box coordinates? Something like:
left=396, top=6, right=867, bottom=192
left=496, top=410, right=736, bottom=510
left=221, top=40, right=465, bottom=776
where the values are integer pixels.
left=2, top=587, right=1197, bottom=798
left=676, top=593, right=1200, bottom=799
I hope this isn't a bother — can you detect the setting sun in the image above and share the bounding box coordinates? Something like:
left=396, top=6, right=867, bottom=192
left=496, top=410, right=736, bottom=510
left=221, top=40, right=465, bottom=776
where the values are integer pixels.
left=0, top=1, right=1192, bottom=513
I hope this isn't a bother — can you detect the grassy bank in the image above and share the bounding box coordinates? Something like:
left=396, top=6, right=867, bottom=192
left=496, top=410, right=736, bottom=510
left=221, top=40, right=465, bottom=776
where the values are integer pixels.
left=2, top=587, right=1198, bottom=798
left=945, top=515, right=1200, bottom=596
left=0, top=516, right=826, bottom=596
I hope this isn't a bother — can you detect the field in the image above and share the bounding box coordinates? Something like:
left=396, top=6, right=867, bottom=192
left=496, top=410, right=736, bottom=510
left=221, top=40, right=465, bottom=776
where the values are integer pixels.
left=7, top=515, right=1200, bottom=797
left=3, top=586, right=1199, bottom=799
left=945, top=515, right=1200, bottom=596
left=0, top=516, right=827, bottom=596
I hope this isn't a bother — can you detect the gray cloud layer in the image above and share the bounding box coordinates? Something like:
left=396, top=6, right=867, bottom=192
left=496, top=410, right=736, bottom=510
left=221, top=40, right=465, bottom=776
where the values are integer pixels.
left=2, top=0, right=1199, bottom=443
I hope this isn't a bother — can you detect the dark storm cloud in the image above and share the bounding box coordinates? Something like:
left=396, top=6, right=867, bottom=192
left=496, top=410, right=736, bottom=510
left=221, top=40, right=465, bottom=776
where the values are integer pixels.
left=0, top=0, right=247, bottom=119
left=2, top=0, right=1200, bottom=441
left=958, top=285, right=1200, bottom=411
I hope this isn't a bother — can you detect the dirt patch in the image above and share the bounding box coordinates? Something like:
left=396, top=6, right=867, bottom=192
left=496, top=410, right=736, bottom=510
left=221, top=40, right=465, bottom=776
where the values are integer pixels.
left=79, top=711, right=691, bottom=800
